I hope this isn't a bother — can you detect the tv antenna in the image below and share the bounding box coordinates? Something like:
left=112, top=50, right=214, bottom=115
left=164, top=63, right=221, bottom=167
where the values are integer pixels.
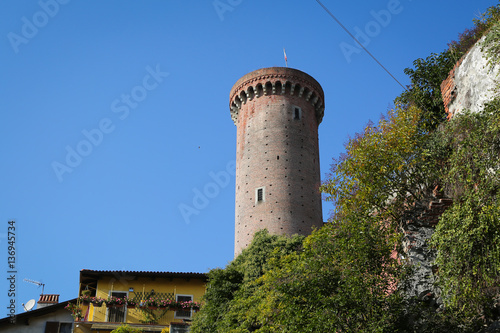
left=24, top=278, right=45, bottom=295
left=22, top=299, right=36, bottom=312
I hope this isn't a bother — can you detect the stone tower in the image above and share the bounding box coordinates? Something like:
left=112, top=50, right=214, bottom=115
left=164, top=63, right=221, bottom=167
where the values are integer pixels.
left=230, top=67, right=325, bottom=256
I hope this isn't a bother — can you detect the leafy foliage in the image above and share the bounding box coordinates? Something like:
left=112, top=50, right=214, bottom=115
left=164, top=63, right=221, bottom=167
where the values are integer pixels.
left=474, top=1, right=500, bottom=39
left=251, top=220, right=406, bottom=332
left=430, top=106, right=500, bottom=324
left=321, top=105, right=439, bottom=224
left=190, top=230, right=304, bottom=333
left=192, top=224, right=407, bottom=332
left=396, top=51, right=456, bottom=130
left=448, top=1, right=500, bottom=59
left=110, top=325, right=143, bottom=333
left=428, top=17, right=500, bottom=325
left=482, top=21, right=500, bottom=79
left=397, top=2, right=500, bottom=132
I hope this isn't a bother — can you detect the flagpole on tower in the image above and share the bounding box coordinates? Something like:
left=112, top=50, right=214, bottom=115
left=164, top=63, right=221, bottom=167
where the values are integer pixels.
left=283, top=48, right=288, bottom=67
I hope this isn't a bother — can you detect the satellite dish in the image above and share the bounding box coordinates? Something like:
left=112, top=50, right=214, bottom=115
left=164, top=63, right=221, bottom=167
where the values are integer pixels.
left=22, top=299, right=36, bottom=312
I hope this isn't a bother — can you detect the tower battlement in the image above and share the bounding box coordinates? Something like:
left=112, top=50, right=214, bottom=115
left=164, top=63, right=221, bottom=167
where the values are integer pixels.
left=229, top=67, right=325, bottom=125
left=230, top=67, right=325, bottom=256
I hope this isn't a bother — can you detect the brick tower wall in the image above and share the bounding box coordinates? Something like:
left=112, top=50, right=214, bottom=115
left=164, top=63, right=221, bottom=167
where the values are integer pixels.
left=230, top=67, right=325, bottom=256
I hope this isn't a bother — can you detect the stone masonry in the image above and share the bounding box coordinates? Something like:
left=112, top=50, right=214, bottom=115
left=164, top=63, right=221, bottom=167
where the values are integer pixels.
left=401, top=196, right=453, bottom=308
left=441, top=36, right=500, bottom=119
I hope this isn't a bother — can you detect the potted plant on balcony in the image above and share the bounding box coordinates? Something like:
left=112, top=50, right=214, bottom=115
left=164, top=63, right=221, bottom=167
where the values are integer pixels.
left=106, top=296, right=125, bottom=308
left=157, top=298, right=174, bottom=309
left=189, top=301, right=201, bottom=311
left=78, top=294, right=92, bottom=305
left=144, top=298, right=158, bottom=310
left=65, top=303, right=83, bottom=321
left=90, top=296, right=105, bottom=307
left=124, top=296, right=137, bottom=309
left=167, top=300, right=182, bottom=312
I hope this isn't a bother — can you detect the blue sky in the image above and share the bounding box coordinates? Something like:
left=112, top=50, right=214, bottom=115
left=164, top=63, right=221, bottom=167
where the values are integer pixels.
left=0, top=0, right=496, bottom=312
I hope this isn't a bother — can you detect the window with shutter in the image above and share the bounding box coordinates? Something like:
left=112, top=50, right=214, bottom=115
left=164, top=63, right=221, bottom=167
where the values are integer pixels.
left=174, top=294, right=193, bottom=319
left=107, top=292, right=127, bottom=322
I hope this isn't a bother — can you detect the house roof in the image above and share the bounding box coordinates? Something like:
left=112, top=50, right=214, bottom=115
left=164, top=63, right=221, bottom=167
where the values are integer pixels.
left=0, top=298, right=76, bottom=327
left=80, top=269, right=207, bottom=280
left=79, top=270, right=208, bottom=293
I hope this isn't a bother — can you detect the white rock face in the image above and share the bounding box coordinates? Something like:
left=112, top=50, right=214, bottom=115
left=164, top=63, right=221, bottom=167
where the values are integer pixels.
left=449, top=36, right=500, bottom=116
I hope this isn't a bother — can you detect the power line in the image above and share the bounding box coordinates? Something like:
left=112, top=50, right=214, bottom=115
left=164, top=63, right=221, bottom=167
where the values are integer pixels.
left=314, top=0, right=407, bottom=91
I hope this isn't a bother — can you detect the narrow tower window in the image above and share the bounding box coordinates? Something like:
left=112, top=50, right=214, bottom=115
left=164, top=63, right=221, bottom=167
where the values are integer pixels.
left=255, top=187, right=265, bottom=204
left=293, top=106, right=302, bottom=120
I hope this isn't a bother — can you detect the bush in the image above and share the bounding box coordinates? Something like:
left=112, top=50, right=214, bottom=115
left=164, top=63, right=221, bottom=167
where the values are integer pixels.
left=110, top=325, right=143, bottom=333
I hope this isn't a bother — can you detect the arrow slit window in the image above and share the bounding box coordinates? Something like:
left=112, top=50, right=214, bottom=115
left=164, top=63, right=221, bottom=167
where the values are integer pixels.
left=256, top=187, right=265, bottom=204
left=293, top=106, right=302, bottom=120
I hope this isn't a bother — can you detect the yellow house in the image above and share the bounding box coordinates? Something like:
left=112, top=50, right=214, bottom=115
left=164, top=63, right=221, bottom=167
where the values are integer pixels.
left=73, top=269, right=207, bottom=333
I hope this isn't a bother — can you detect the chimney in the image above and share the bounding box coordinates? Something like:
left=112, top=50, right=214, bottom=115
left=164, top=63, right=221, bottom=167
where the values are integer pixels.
left=37, top=294, right=59, bottom=309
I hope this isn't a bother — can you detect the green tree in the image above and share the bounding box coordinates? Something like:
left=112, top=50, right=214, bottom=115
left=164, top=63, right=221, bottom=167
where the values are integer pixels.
left=190, top=230, right=304, bottom=333
left=248, top=221, right=405, bottom=332
left=321, top=105, right=439, bottom=225
left=396, top=51, right=456, bottom=131
left=196, top=222, right=406, bottom=332
left=110, top=324, right=143, bottom=333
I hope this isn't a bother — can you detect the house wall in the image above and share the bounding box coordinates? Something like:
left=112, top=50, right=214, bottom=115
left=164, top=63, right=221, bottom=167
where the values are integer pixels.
left=0, top=307, right=73, bottom=333
left=85, top=275, right=205, bottom=326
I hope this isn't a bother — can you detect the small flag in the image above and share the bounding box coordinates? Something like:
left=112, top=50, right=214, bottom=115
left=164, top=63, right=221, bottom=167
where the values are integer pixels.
left=283, top=48, right=288, bottom=67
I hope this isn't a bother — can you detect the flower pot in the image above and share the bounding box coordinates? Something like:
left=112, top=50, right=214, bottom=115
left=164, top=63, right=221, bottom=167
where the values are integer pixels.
left=148, top=306, right=157, bottom=310
left=127, top=305, right=136, bottom=309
